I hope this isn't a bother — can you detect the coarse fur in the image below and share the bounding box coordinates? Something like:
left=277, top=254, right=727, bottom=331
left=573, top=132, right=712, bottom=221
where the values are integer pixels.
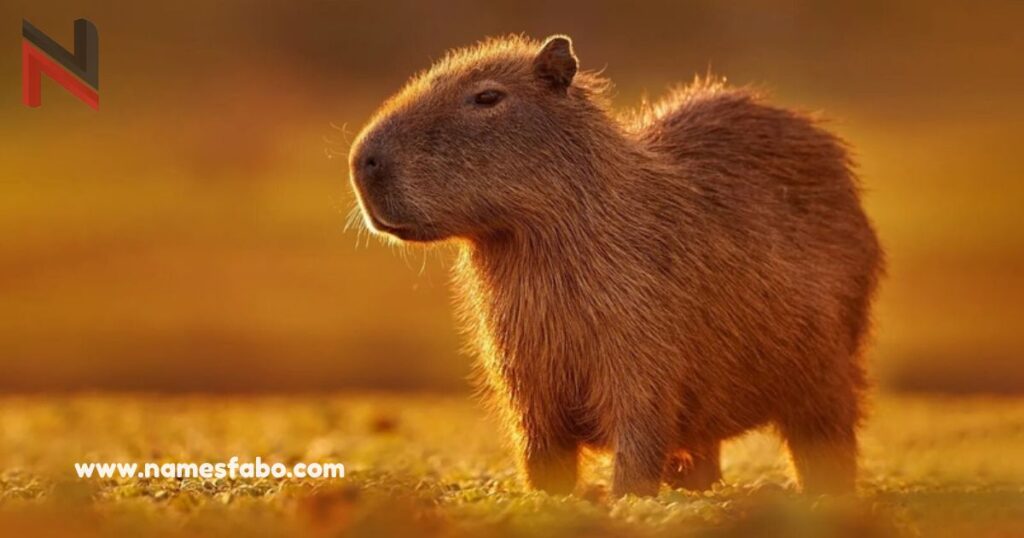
left=347, top=34, right=884, bottom=497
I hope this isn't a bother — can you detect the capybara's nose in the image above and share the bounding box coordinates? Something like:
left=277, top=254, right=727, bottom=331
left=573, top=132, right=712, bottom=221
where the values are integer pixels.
left=362, top=154, right=381, bottom=176
left=354, top=146, right=389, bottom=187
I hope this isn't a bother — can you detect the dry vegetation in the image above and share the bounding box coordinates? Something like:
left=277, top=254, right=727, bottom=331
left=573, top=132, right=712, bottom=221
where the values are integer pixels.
left=0, top=394, right=1021, bottom=537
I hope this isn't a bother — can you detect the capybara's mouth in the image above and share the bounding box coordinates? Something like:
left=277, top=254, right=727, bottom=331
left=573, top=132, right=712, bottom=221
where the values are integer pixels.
left=366, top=214, right=440, bottom=243
left=351, top=186, right=435, bottom=242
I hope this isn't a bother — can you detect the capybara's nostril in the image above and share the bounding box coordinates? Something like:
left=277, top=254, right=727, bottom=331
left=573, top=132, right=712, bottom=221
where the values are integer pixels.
left=357, top=151, right=388, bottom=185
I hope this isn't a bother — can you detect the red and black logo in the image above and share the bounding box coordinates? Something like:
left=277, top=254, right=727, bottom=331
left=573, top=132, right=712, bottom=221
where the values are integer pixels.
left=22, top=18, right=99, bottom=110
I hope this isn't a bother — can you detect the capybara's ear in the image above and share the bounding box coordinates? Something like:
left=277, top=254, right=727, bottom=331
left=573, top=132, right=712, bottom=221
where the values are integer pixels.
left=533, top=35, right=578, bottom=92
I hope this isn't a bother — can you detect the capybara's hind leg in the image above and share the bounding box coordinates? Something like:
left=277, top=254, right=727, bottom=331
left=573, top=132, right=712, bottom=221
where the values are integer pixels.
left=664, top=442, right=722, bottom=491
left=523, top=437, right=579, bottom=495
left=779, top=404, right=858, bottom=494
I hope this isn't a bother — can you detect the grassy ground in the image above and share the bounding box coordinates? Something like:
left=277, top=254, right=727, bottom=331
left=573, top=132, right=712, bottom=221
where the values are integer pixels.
left=0, top=394, right=1021, bottom=537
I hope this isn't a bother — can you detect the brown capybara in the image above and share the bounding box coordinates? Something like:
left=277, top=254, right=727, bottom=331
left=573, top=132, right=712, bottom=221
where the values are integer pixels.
left=347, top=35, right=883, bottom=497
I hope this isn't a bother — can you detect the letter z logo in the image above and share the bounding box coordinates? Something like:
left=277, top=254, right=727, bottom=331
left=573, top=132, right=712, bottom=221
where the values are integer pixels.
left=22, top=19, right=99, bottom=110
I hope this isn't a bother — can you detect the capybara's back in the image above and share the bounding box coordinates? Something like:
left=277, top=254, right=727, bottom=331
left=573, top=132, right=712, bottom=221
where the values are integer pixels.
left=348, top=35, right=884, bottom=497
left=633, top=80, right=883, bottom=494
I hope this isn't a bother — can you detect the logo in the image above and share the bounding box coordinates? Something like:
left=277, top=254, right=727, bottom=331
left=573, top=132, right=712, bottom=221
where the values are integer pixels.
left=22, top=19, right=99, bottom=110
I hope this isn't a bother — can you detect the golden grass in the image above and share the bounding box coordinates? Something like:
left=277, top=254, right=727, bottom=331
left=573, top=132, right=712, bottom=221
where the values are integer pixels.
left=0, top=394, right=1021, bottom=537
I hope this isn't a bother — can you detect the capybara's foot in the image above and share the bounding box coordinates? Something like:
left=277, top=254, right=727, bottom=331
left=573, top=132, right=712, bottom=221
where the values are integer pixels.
left=611, top=472, right=661, bottom=497
left=524, top=444, right=579, bottom=495
left=611, top=446, right=666, bottom=497
left=664, top=443, right=722, bottom=491
left=788, top=441, right=856, bottom=494
left=781, top=417, right=857, bottom=494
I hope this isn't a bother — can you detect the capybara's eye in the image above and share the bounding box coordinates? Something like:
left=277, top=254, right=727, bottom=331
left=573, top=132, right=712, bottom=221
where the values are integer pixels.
left=472, top=90, right=505, bottom=107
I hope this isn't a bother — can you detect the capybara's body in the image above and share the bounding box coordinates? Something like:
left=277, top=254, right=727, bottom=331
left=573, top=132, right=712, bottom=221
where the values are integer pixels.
left=348, top=35, right=883, bottom=496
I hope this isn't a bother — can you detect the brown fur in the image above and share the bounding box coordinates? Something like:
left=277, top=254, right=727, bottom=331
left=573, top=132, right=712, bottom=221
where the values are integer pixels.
left=347, top=35, right=883, bottom=497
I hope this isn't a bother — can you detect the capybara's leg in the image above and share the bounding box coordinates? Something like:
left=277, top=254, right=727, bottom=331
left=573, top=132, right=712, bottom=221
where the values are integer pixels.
left=664, top=441, right=722, bottom=491
left=522, top=430, right=579, bottom=494
left=779, top=404, right=858, bottom=494
left=611, top=409, right=670, bottom=497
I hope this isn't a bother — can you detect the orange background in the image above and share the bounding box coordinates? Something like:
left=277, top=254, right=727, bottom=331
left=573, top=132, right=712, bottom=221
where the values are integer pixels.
left=0, top=0, right=1021, bottom=392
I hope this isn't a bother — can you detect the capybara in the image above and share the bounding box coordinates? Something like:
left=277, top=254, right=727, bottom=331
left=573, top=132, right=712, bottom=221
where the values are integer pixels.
left=347, top=35, right=883, bottom=497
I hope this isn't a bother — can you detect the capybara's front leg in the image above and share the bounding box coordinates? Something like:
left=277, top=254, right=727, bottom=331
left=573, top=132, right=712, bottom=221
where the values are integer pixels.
left=520, top=415, right=579, bottom=494
left=523, top=440, right=578, bottom=494
left=611, top=407, right=670, bottom=497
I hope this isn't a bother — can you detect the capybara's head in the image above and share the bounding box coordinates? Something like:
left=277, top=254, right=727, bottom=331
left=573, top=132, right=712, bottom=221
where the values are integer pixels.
left=349, top=35, right=610, bottom=242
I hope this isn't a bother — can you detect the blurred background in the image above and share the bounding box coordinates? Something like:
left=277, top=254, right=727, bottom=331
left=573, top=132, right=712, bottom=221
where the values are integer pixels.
left=0, top=0, right=1021, bottom=394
